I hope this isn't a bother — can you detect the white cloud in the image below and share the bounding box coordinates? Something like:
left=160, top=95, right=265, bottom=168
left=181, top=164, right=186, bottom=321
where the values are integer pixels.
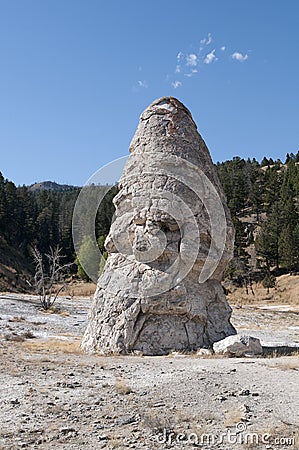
left=186, top=53, right=197, bottom=66
left=200, top=33, right=212, bottom=46
left=177, top=52, right=184, bottom=62
left=206, top=33, right=212, bottom=45
left=184, top=69, right=198, bottom=78
left=231, top=52, right=248, bottom=62
left=204, top=49, right=217, bottom=64
left=138, top=80, right=148, bottom=88
left=172, top=36, right=250, bottom=84
left=172, top=80, right=182, bottom=89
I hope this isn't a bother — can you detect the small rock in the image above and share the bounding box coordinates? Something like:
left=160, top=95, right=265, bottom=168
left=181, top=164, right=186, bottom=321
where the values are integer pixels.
left=59, top=427, right=77, bottom=434
left=117, top=416, right=138, bottom=426
left=196, top=348, right=213, bottom=357
left=239, top=404, right=251, bottom=414
left=229, top=391, right=237, bottom=397
left=213, top=334, right=263, bottom=357
left=56, top=381, right=82, bottom=388
left=98, top=435, right=108, bottom=441
left=239, top=389, right=250, bottom=396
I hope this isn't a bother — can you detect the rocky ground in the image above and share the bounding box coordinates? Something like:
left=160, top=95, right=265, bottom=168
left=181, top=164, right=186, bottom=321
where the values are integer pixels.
left=0, top=293, right=299, bottom=450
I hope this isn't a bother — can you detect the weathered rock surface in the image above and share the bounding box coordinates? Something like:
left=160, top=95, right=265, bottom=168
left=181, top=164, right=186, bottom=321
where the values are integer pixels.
left=82, top=97, right=236, bottom=355
left=213, top=334, right=263, bottom=357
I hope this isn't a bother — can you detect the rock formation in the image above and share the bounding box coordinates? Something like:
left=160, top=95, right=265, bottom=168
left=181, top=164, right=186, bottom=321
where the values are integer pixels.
left=81, top=97, right=236, bottom=355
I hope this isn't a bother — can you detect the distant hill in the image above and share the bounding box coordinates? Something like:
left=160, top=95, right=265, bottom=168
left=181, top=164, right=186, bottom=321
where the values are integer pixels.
left=29, top=181, right=78, bottom=192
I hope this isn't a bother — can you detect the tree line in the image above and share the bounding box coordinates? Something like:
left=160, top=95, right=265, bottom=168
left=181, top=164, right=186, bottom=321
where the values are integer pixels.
left=216, top=151, right=299, bottom=281
left=0, top=151, right=298, bottom=287
left=0, top=174, right=117, bottom=281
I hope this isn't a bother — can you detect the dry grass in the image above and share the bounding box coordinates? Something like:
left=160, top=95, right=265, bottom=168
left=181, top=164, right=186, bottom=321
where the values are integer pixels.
left=275, top=360, right=299, bottom=370
left=7, top=316, right=26, bottom=322
left=114, top=377, right=133, bottom=395
left=266, top=358, right=299, bottom=371
left=265, top=349, right=299, bottom=358
left=4, top=362, right=23, bottom=377
left=196, top=352, right=228, bottom=359
left=4, top=333, right=26, bottom=342
left=4, top=330, right=35, bottom=342
left=64, top=282, right=97, bottom=298
left=21, top=338, right=83, bottom=355
left=142, top=406, right=209, bottom=444
left=228, top=274, right=299, bottom=307
left=167, top=350, right=226, bottom=359
left=142, top=410, right=172, bottom=432
left=40, top=305, right=70, bottom=316
left=223, top=405, right=249, bottom=428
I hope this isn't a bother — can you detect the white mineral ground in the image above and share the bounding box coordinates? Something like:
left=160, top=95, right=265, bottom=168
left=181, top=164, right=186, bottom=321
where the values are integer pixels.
left=0, top=293, right=298, bottom=449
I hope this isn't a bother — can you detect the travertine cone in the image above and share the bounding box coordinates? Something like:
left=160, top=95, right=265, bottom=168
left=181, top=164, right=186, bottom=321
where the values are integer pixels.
left=82, top=97, right=236, bottom=355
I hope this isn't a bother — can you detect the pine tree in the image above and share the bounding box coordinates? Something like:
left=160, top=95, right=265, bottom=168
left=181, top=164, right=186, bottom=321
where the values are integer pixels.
left=15, top=186, right=35, bottom=253
left=278, top=169, right=299, bottom=271
left=261, top=157, right=269, bottom=167
left=279, top=225, right=298, bottom=270
left=4, top=181, right=18, bottom=245
left=96, top=185, right=118, bottom=238
left=256, top=202, right=281, bottom=269
left=262, top=272, right=276, bottom=293
left=263, top=167, right=282, bottom=212
left=0, top=172, right=6, bottom=230
left=248, top=176, right=264, bottom=221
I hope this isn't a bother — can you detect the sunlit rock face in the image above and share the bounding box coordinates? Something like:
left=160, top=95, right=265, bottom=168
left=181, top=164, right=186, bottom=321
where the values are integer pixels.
left=81, top=97, right=236, bottom=355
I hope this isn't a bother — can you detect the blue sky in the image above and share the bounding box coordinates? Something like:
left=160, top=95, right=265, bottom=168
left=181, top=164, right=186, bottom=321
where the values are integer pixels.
left=1, top=0, right=298, bottom=186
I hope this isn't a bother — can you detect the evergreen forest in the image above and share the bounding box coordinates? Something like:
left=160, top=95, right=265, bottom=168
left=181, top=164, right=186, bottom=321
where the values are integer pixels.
left=0, top=151, right=298, bottom=290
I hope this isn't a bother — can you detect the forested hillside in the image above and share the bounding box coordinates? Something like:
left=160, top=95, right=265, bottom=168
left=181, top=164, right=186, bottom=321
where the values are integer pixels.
left=0, top=151, right=298, bottom=291
left=0, top=174, right=117, bottom=290
left=216, top=152, right=299, bottom=278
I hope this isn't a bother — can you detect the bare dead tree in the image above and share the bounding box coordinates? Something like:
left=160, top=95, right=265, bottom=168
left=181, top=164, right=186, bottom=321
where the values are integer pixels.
left=32, top=246, right=73, bottom=310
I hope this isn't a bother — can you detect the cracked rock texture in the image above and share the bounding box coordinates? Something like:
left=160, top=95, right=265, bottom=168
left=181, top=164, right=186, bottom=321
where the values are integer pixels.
left=82, top=97, right=236, bottom=355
